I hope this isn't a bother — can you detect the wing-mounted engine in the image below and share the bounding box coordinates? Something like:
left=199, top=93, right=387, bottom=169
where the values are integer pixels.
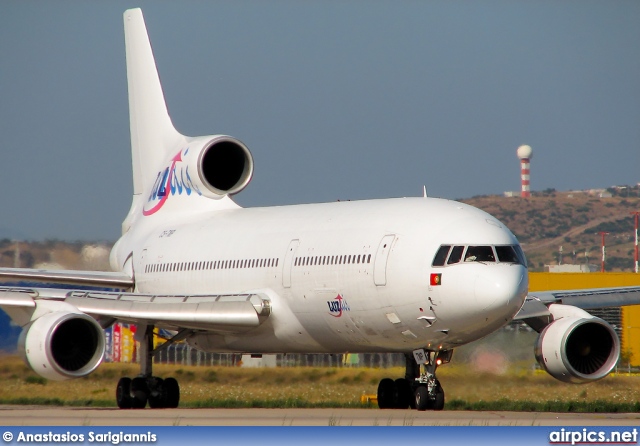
left=182, top=135, right=254, bottom=198
left=18, top=303, right=105, bottom=381
left=534, top=304, right=619, bottom=384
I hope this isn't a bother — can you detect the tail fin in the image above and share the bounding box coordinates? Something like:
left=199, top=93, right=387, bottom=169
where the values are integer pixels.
left=122, top=9, right=184, bottom=232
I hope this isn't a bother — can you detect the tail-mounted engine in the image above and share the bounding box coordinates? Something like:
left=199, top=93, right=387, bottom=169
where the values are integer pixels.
left=141, top=135, right=254, bottom=217
left=18, top=311, right=106, bottom=381
left=534, top=304, right=619, bottom=384
left=182, top=135, right=254, bottom=198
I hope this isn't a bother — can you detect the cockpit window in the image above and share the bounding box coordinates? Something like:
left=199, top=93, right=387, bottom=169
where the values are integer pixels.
left=495, top=245, right=520, bottom=263
left=464, top=246, right=495, bottom=262
left=432, top=245, right=451, bottom=266
left=433, top=244, right=526, bottom=267
left=514, top=245, right=527, bottom=267
left=447, top=246, right=464, bottom=264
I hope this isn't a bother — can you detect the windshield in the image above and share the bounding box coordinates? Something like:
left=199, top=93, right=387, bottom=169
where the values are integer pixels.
left=432, top=244, right=526, bottom=267
left=464, top=246, right=495, bottom=262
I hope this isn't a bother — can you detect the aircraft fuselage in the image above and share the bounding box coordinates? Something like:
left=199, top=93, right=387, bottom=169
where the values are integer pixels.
left=115, top=197, right=528, bottom=354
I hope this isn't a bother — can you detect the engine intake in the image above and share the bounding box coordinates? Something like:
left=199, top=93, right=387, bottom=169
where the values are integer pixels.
left=184, top=135, right=254, bottom=198
left=534, top=312, right=619, bottom=384
left=19, top=311, right=106, bottom=381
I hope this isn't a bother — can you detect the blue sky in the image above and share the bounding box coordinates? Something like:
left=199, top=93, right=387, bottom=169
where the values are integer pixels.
left=1, top=1, right=639, bottom=241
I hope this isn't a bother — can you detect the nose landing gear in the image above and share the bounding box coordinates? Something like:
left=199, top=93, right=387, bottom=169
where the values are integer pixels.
left=376, top=349, right=452, bottom=411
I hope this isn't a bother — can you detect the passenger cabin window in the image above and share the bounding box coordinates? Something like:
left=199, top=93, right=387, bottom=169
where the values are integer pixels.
left=464, top=246, right=495, bottom=262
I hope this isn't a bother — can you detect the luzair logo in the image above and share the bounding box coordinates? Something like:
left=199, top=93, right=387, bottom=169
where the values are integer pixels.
left=327, top=294, right=350, bottom=318
left=143, top=148, right=202, bottom=216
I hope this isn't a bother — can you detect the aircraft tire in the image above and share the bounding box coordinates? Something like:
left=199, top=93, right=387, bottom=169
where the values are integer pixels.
left=163, top=377, right=180, bottom=408
left=394, top=378, right=412, bottom=409
left=377, top=378, right=397, bottom=409
left=148, top=378, right=165, bottom=409
left=414, top=386, right=430, bottom=411
left=130, top=377, right=149, bottom=409
left=116, top=377, right=133, bottom=409
left=433, top=385, right=445, bottom=411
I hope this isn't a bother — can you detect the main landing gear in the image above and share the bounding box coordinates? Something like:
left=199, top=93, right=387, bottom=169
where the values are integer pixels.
left=377, top=349, right=452, bottom=411
left=116, top=325, right=188, bottom=409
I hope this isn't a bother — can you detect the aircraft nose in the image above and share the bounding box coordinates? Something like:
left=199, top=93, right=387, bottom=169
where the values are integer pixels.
left=474, top=265, right=528, bottom=314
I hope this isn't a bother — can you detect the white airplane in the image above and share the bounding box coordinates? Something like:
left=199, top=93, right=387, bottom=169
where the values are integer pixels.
left=1, top=8, right=639, bottom=411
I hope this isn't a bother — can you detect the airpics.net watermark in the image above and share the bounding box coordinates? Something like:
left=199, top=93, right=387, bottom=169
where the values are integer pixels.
left=549, top=428, right=638, bottom=445
left=2, top=431, right=157, bottom=445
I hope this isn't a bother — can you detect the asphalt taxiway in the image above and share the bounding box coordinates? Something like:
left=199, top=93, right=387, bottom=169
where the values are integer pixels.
left=1, top=407, right=639, bottom=426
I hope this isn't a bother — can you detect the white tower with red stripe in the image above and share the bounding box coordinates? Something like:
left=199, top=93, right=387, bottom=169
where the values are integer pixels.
left=516, top=144, right=533, bottom=198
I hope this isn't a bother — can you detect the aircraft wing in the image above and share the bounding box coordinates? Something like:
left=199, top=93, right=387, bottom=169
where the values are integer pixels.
left=514, top=286, right=640, bottom=329
left=0, top=286, right=272, bottom=334
left=0, top=267, right=134, bottom=289
left=526, top=286, right=640, bottom=309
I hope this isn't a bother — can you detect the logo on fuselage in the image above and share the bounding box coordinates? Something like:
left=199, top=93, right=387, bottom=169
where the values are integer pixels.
left=143, top=148, right=202, bottom=216
left=327, top=294, right=350, bottom=318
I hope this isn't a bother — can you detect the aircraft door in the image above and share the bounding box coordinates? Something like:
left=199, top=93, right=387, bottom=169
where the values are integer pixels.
left=282, top=239, right=300, bottom=288
left=373, top=234, right=396, bottom=286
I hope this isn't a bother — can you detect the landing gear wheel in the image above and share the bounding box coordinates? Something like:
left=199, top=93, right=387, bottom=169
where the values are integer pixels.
left=148, top=378, right=165, bottom=409
left=116, top=377, right=132, bottom=409
left=414, top=386, right=430, bottom=411
left=433, top=386, right=445, bottom=411
left=163, top=377, right=180, bottom=408
left=395, top=378, right=412, bottom=409
left=377, top=378, right=397, bottom=409
left=130, top=377, right=149, bottom=409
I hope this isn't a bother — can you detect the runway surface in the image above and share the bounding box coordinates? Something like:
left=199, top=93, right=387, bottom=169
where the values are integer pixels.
left=1, top=407, right=640, bottom=426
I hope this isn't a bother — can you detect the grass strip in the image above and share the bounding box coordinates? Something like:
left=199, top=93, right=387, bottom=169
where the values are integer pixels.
left=1, top=397, right=639, bottom=412
left=0, top=398, right=113, bottom=407
left=446, top=399, right=640, bottom=413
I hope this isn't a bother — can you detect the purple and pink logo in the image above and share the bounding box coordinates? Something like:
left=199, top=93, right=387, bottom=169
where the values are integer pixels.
left=327, top=294, right=350, bottom=318
left=143, top=148, right=202, bottom=216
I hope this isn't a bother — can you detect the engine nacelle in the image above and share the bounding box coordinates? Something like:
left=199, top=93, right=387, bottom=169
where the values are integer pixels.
left=534, top=305, right=619, bottom=384
left=182, top=135, right=254, bottom=198
left=18, top=311, right=106, bottom=381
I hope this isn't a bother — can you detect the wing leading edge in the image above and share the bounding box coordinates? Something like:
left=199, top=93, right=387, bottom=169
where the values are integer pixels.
left=0, top=267, right=134, bottom=289
left=514, top=286, right=640, bottom=330
left=0, top=287, right=272, bottom=333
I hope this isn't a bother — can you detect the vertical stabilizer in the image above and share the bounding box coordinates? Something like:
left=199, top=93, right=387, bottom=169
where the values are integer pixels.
left=122, top=9, right=184, bottom=231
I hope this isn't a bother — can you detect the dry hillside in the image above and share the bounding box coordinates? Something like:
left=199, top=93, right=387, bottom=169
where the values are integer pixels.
left=463, top=186, right=640, bottom=271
